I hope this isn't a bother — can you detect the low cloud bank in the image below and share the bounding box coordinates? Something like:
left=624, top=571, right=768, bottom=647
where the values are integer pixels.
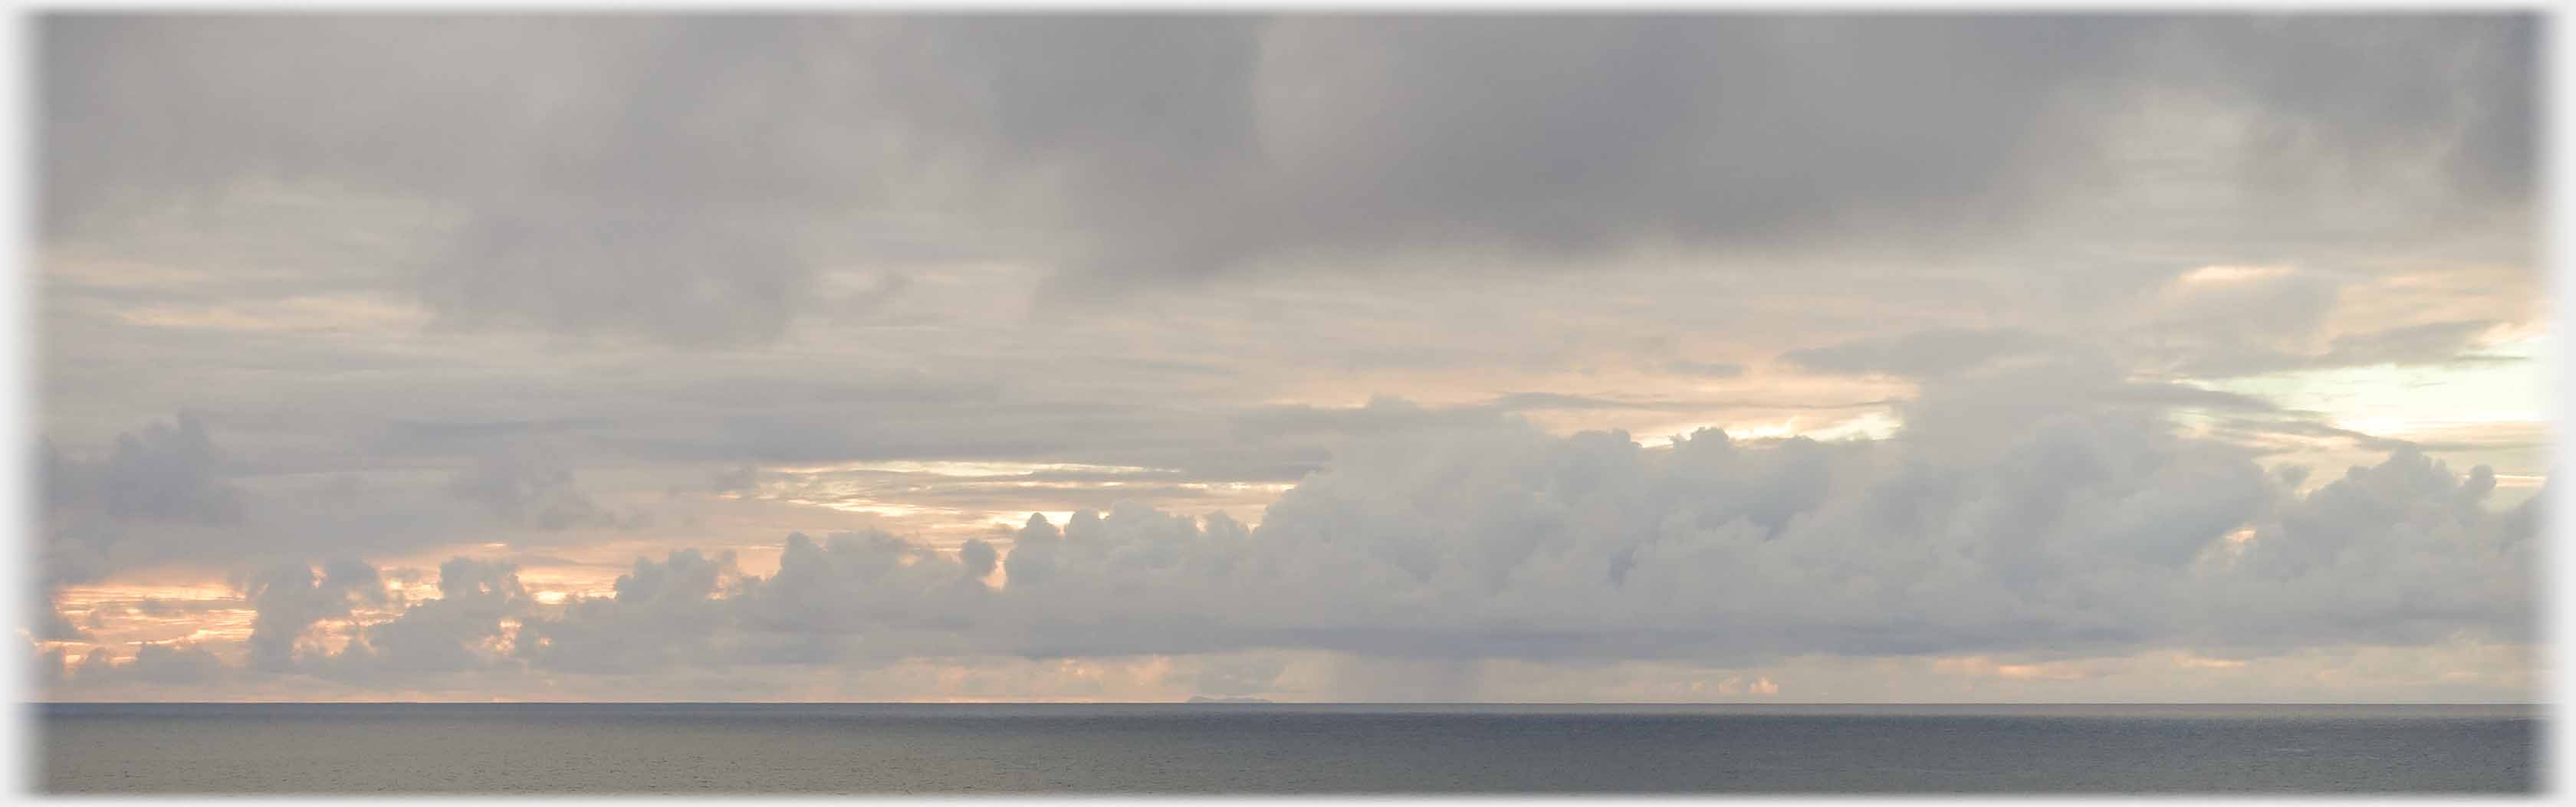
left=51, top=380, right=2536, bottom=691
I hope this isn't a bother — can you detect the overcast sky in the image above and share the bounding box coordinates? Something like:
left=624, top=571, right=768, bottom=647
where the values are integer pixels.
left=28, top=13, right=2551, bottom=703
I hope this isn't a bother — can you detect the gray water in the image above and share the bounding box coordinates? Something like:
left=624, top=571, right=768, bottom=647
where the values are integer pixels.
left=34, top=702, right=2540, bottom=794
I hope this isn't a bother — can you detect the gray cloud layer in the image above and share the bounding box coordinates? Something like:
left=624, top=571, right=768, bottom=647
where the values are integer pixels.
left=44, top=15, right=2534, bottom=345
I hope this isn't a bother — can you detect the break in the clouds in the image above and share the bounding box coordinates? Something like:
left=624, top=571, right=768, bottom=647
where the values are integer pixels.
left=30, top=14, right=2549, bottom=703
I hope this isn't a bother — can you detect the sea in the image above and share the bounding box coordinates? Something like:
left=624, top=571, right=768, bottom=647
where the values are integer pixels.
left=32, top=702, right=2541, bottom=794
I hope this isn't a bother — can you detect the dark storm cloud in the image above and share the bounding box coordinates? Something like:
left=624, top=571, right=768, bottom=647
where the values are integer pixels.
left=1105, top=15, right=2137, bottom=274
left=2165, top=14, right=2538, bottom=208
left=41, top=15, right=2535, bottom=343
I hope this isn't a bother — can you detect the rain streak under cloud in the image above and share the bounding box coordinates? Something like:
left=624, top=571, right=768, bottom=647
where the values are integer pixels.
left=31, top=13, right=2550, bottom=703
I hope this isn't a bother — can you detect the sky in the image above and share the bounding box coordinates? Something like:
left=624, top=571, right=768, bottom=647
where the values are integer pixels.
left=25, top=13, right=2552, bottom=703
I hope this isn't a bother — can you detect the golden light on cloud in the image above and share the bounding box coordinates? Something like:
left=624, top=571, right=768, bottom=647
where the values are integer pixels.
left=993, top=510, right=1078, bottom=530
left=113, top=294, right=432, bottom=333
left=1638, top=410, right=1902, bottom=448
left=50, top=586, right=258, bottom=651
left=2175, top=264, right=2295, bottom=285
left=2175, top=654, right=2249, bottom=671
left=763, top=460, right=1168, bottom=477
left=1932, top=655, right=2093, bottom=682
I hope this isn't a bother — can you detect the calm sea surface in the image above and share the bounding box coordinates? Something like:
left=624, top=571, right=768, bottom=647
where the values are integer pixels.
left=34, top=703, right=2539, bottom=794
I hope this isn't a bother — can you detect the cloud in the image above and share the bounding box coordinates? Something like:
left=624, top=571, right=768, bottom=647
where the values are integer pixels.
left=38, top=415, right=646, bottom=587
left=239, top=559, right=383, bottom=671
left=1788, top=303, right=2518, bottom=387
left=422, top=211, right=811, bottom=348
left=723, top=530, right=997, bottom=662
left=170, top=371, right=2532, bottom=691
left=2175, top=319, right=2520, bottom=379
left=1662, top=361, right=1746, bottom=379
left=445, top=442, right=640, bottom=531
left=1781, top=329, right=2057, bottom=379
left=514, top=549, right=737, bottom=674
left=44, top=15, right=2535, bottom=340
left=29, top=589, right=88, bottom=642
left=319, top=558, right=530, bottom=678
left=40, top=415, right=244, bottom=584
left=2144, top=267, right=2345, bottom=349
left=61, top=641, right=232, bottom=687
left=2167, top=15, right=2536, bottom=208
left=43, top=415, right=239, bottom=525
left=2121, top=264, right=2515, bottom=377
left=42, top=17, right=890, bottom=347
left=34, top=15, right=2542, bottom=704
left=1178, top=654, right=1287, bottom=697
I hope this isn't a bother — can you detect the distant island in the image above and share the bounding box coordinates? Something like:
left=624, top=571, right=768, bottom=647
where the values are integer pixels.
left=1185, top=696, right=1275, bottom=704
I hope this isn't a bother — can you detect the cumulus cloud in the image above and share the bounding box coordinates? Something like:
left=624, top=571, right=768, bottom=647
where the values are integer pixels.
left=320, top=558, right=529, bottom=678
left=150, top=372, right=2532, bottom=691
left=36, top=415, right=649, bottom=592
left=39, top=415, right=244, bottom=584
left=1027, top=410, right=2521, bottom=662
left=64, top=641, right=231, bottom=687
left=239, top=559, right=383, bottom=671
left=514, top=549, right=737, bottom=674
left=48, top=415, right=240, bottom=523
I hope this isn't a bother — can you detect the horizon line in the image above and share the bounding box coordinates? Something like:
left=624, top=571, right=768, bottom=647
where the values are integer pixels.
left=27, top=700, right=2546, bottom=707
